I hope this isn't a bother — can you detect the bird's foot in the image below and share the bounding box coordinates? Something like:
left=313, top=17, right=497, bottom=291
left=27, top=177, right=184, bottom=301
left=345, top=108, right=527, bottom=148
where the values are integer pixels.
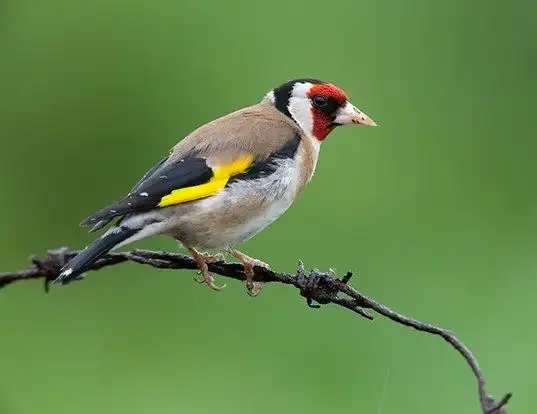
left=195, top=271, right=226, bottom=291
left=188, top=248, right=226, bottom=291
left=243, top=259, right=269, bottom=297
left=199, top=252, right=226, bottom=263
left=228, top=249, right=270, bottom=297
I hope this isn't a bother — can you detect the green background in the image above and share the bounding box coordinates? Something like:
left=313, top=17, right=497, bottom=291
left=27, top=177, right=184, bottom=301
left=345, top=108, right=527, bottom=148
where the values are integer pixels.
left=1, top=0, right=535, bottom=412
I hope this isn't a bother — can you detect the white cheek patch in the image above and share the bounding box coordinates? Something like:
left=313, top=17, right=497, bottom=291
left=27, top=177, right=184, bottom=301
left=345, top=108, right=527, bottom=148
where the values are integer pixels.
left=288, top=97, right=313, bottom=136
left=287, top=82, right=314, bottom=138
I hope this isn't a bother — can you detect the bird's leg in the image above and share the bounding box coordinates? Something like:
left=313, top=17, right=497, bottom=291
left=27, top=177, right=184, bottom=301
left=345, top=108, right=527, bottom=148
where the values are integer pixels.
left=227, top=248, right=270, bottom=297
left=187, top=247, right=226, bottom=291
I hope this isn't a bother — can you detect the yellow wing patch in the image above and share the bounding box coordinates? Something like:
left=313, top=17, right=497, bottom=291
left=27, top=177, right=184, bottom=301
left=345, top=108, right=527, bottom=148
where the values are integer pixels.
left=157, top=154, right=254, bottom=208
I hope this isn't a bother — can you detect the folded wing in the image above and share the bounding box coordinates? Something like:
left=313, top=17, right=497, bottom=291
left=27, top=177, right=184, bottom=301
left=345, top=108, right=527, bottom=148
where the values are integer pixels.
left=80, top=153, right=253, bottom=228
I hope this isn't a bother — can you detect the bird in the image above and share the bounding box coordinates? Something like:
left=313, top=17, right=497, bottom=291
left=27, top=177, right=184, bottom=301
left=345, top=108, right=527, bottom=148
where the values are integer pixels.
left=54, top=78, right=377, bottom=295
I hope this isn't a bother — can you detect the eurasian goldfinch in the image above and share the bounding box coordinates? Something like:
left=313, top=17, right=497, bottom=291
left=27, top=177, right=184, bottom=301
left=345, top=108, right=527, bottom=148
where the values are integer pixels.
left=54, top=78, right=376, bottom=295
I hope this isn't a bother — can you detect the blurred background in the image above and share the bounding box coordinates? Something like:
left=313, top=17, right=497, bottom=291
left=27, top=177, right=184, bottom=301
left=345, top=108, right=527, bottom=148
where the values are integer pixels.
left=1, top=0, right=536, bottom=412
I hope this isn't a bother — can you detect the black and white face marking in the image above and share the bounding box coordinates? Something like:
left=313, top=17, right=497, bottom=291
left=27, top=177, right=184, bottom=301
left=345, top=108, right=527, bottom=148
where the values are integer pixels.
left=268, top=78, right=352, bottom=141
left=270, top=78, right=323, bottom=117
left=269, top=79, right=323, bottom=138
left=267, top=78, right=377, bottom=139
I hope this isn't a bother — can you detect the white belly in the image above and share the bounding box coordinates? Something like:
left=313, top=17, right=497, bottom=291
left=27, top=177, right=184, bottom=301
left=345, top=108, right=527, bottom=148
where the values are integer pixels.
left=216, top=157, right=300, bottom=246
left=224, top=181, right=297, bottom=244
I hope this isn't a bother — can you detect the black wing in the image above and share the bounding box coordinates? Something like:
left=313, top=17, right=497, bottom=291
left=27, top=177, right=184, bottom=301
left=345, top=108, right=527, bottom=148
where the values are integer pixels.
left=81, top=155, right=213, bottom=228
left=87, top=155, right=170, bottom=232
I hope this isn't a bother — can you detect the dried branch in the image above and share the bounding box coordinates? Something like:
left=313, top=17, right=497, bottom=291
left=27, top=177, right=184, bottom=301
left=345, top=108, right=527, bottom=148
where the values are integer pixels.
left=0, top=247, right=511, bottom=413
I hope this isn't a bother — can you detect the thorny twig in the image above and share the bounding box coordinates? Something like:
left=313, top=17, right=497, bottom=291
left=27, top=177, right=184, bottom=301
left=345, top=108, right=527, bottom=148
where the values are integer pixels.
left=0, top=247, right=511, bottom=413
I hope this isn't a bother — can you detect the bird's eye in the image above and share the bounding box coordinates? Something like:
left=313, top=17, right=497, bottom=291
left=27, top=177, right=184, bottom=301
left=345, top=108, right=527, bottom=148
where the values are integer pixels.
left=312, top=95, right=328, bottom=108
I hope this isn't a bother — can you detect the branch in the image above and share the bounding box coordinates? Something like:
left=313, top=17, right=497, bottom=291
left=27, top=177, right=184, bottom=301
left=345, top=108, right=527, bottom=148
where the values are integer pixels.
left=1, top=247, right=511, bottom=413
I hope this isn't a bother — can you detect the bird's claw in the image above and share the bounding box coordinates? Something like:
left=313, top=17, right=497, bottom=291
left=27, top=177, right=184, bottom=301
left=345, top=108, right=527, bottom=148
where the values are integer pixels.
left=193, top=272, right=226, bottom=291
left=188, top=248, right=227, bottom=291
left=246, top=281, right=265, bottom=297
left=243, top=259, right=270, bottom=297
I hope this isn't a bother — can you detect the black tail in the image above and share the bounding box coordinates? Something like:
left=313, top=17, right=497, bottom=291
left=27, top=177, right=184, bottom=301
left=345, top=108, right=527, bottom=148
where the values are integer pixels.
left=54, top=226, right=139, bottom=285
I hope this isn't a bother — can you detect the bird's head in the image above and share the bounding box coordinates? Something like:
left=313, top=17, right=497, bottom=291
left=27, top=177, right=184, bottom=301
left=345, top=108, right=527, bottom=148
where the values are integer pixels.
left=266, top=78, right=376, bottom=141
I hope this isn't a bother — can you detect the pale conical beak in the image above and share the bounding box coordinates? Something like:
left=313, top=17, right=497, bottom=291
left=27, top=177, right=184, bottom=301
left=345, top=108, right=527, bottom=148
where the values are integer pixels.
left=334, top=102, right=377, bottom=126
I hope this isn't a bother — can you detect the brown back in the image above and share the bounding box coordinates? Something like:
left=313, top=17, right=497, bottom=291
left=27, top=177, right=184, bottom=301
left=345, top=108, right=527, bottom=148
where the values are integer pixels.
left=168, top=99, right=304, bottom=166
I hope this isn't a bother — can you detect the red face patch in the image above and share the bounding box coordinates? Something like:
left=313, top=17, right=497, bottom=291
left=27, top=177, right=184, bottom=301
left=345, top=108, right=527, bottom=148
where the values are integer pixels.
left=306, top=83, right=348, bottom=141
left=307, top=84, right=348, bottom=105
